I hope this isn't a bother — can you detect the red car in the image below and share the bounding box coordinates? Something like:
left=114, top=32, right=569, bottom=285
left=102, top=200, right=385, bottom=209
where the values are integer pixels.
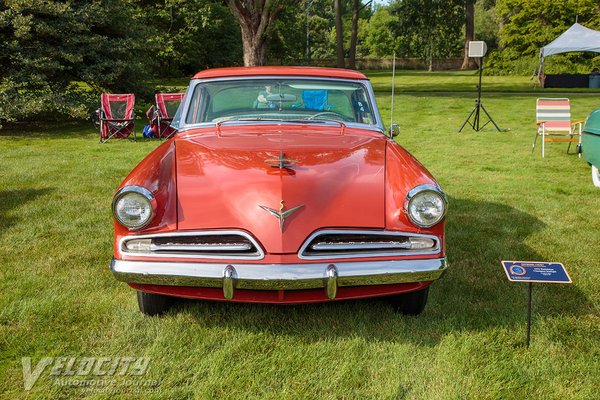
left=110, top=67, right=448, bottom=316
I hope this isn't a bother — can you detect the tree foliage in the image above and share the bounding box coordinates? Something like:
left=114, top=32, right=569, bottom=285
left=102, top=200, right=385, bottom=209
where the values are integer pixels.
left=0, top=0, right=150, bottom=123
left=140, top=0, right=241, bottom=75
left=489, top=0, right=600, bottom=74
left=1, top=0, right=148, bottom=93
left=389, top=0, right=464, bottom=70
left=268, top=0, right=372, bottom=64
left=474, top=1, right=499, bottom=51
left=362, top=7, right=399, bottom=58
left=0, top=0, right=245, bottom=123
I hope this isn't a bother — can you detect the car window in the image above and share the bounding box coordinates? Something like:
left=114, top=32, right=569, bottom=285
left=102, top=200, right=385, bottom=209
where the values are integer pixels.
left=185, top=78, right=376, bottom=126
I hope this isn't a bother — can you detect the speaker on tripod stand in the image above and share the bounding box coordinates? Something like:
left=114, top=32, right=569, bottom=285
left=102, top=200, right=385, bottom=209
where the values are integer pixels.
left=458, top=41, right=502, bottom=132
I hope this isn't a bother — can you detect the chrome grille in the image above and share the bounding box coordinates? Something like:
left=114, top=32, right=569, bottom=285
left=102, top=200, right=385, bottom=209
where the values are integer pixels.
left=299, top=230, right=439, bottom=259
left=120, top=231, right=264, bottom=260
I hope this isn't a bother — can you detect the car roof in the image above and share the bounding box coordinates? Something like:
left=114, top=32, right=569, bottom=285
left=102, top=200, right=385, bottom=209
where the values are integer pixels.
left=192, top=66, right=368, bottom=80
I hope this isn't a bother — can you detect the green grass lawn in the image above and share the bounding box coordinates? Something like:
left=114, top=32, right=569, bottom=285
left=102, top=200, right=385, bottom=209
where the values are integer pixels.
left=1, top=75, right=599, bottom=399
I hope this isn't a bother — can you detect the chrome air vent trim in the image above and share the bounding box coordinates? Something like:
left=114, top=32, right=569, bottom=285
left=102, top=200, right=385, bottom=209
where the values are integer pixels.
left=298, top=229, right=440, bottom=260
left=119, top=230, right=264, bottom=260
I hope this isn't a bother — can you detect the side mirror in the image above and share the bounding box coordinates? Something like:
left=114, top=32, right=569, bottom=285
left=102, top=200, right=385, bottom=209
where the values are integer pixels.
left=389, top=124, right=400, bottom=137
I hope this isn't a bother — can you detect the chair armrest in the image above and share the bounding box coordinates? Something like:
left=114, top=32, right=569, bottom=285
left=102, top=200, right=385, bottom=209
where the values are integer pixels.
left=536, top=121, right=547, bottom=126
left=571, top=120, right=584, bottom=126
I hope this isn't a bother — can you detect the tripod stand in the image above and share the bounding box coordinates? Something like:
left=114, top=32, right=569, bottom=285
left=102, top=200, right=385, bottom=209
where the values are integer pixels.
left=458, top=57, right=501, bottom=132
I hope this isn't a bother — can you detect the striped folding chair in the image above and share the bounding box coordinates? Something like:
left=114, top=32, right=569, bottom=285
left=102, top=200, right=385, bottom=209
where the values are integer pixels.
left=533, top=98, right=582, bottom=157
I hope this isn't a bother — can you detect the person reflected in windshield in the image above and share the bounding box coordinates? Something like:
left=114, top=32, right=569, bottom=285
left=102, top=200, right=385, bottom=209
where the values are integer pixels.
left=256, top=85, right=275, bottom=109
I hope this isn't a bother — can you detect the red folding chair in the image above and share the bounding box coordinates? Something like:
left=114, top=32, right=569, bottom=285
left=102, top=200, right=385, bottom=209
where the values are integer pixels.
left=97, top=94, right=136, bottom=143
left=147, top=93, right=184, bottom=138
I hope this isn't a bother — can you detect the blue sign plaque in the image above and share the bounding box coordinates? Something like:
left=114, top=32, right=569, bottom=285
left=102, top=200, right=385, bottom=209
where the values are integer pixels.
left=501, top=261, right=572, bottom=284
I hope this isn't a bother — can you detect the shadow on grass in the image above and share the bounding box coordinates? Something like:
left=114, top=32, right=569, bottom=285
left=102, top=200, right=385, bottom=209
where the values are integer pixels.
left=167, top=197, right=593, bottom=346
left=0, top=121, right=97, bottom=139
left=0, top=120, right=170, bottom=145
left=0, top=188, right=54, bottom=238
left=0, top=120, right=146, bottom=140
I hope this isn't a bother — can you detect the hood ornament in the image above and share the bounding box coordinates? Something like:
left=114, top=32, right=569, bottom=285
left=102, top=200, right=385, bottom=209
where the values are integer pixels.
left=265, top=151, right=297, bottom=169
left=259, top=200, right=304, bottom=232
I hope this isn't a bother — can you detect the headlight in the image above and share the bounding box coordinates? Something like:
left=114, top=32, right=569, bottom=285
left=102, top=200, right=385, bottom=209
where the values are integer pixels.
left=112, top=186, right=155, bottom=230
left=404, top=184, right=447, bottom=228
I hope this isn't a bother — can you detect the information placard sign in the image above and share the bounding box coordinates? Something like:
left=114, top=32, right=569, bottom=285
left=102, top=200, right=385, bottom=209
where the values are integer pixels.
left=501, top=261, right=571, bottom=284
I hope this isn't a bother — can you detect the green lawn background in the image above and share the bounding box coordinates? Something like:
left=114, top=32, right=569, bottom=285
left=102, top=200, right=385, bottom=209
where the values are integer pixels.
left=0, top=71, right=598, bottom=399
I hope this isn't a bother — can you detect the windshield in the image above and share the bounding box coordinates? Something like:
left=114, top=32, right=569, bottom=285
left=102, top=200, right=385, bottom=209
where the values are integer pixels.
left=184, top=78, right=377, bottom=126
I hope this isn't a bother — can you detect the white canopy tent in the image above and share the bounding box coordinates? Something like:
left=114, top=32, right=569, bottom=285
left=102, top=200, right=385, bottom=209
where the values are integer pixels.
left=539, top=23, right=600, bottom=75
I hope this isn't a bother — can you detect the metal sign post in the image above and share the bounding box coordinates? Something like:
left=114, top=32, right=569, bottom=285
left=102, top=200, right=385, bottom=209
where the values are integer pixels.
left=527, top=282, right=532, bottom=347
left=501, top=261, right=572, bottom=348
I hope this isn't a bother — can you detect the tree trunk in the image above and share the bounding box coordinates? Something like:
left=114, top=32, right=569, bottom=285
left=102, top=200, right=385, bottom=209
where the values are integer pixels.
left=498, top=18, right=505, bottom=50
left=334, top=0, right=345, bottom=68
left=226, top=0, right=290, bottom=67
left=347, top=0, right=359, bottom=69
left=428, top=38, right=433, bottom=72
left=239, top=24, right=267, bottom=66
left=461, top=0, right=477, bottom=70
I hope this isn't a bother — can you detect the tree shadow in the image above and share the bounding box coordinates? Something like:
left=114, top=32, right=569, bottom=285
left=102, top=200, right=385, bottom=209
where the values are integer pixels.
left=0, top=188, right=54, bottom=238
left=0, top=121, right=94, bottom=139
left=173, top=197, right=594, bottom=347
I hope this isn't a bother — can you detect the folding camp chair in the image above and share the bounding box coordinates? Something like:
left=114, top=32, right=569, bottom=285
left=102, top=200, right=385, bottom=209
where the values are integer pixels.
left=533, top=98, right=582, bottom=157
left=291, top=90, right=335, bottom=111
left=97, top=94, right=135, bottom=143
left=147, top=93, right=184, bottom=139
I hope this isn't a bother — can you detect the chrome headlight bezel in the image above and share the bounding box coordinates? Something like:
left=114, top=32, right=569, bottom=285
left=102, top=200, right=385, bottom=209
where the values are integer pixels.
left=404, top=184, right=448, bottom=228
left=112, top=186, right=156, bottom=230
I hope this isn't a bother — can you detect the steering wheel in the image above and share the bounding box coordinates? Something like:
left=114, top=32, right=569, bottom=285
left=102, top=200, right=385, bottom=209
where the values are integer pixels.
left=304, top=111, right=350, bottom=121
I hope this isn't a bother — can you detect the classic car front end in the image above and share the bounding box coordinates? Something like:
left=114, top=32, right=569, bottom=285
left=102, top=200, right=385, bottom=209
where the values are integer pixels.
left=110, top=67, right=448, bottom=315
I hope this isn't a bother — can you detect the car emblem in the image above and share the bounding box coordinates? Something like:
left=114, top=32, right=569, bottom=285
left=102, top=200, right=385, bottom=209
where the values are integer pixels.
left=265, top=151, right=297, bottom=169
left=259, top=200, right=304, bottom=232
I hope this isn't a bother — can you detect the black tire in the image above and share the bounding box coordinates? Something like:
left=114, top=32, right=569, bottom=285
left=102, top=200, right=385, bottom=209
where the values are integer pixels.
left=136, top=291, right=173, bottom=316
left=389, top=287, right=430, bottom=316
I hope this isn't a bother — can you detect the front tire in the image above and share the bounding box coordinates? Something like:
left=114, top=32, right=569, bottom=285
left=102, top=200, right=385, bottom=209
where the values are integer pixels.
left=592, top=165, right=600, bottom=188
left=389, top=287, right=430, bottom=316
left=137, top=291, right=173, bottom=316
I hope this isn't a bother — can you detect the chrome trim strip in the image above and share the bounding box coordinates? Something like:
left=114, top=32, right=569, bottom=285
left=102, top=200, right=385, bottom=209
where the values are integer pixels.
left=119, top=230, right=265, bottom=260
left=150, top=243, right=253, bottom=252
left=298, top=229, right=440, bottom=260
left=311, top=241, right=413, bottom=251
left=110, top=257, right=448, bottom=293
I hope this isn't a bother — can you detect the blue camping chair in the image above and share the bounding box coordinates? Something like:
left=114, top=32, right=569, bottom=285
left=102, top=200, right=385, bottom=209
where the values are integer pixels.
left=292, top=90, right=334, bottom=111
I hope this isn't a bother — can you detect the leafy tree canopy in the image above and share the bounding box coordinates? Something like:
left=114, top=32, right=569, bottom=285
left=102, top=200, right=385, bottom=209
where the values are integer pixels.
left=140, top=0, right=242, bottom=76
left=489, top=0, right=600, bottom=74
left=1, top=0, right=148, bottom=93
left=389, top=0, right=464, bottom=69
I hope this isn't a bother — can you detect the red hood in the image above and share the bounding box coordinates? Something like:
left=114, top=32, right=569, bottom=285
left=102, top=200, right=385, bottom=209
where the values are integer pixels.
left=175, top=125, right=386, bottom=254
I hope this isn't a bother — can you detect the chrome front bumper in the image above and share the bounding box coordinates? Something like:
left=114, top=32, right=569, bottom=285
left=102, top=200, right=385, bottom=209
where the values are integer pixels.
left=110, top=257, right=447, bottom=300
